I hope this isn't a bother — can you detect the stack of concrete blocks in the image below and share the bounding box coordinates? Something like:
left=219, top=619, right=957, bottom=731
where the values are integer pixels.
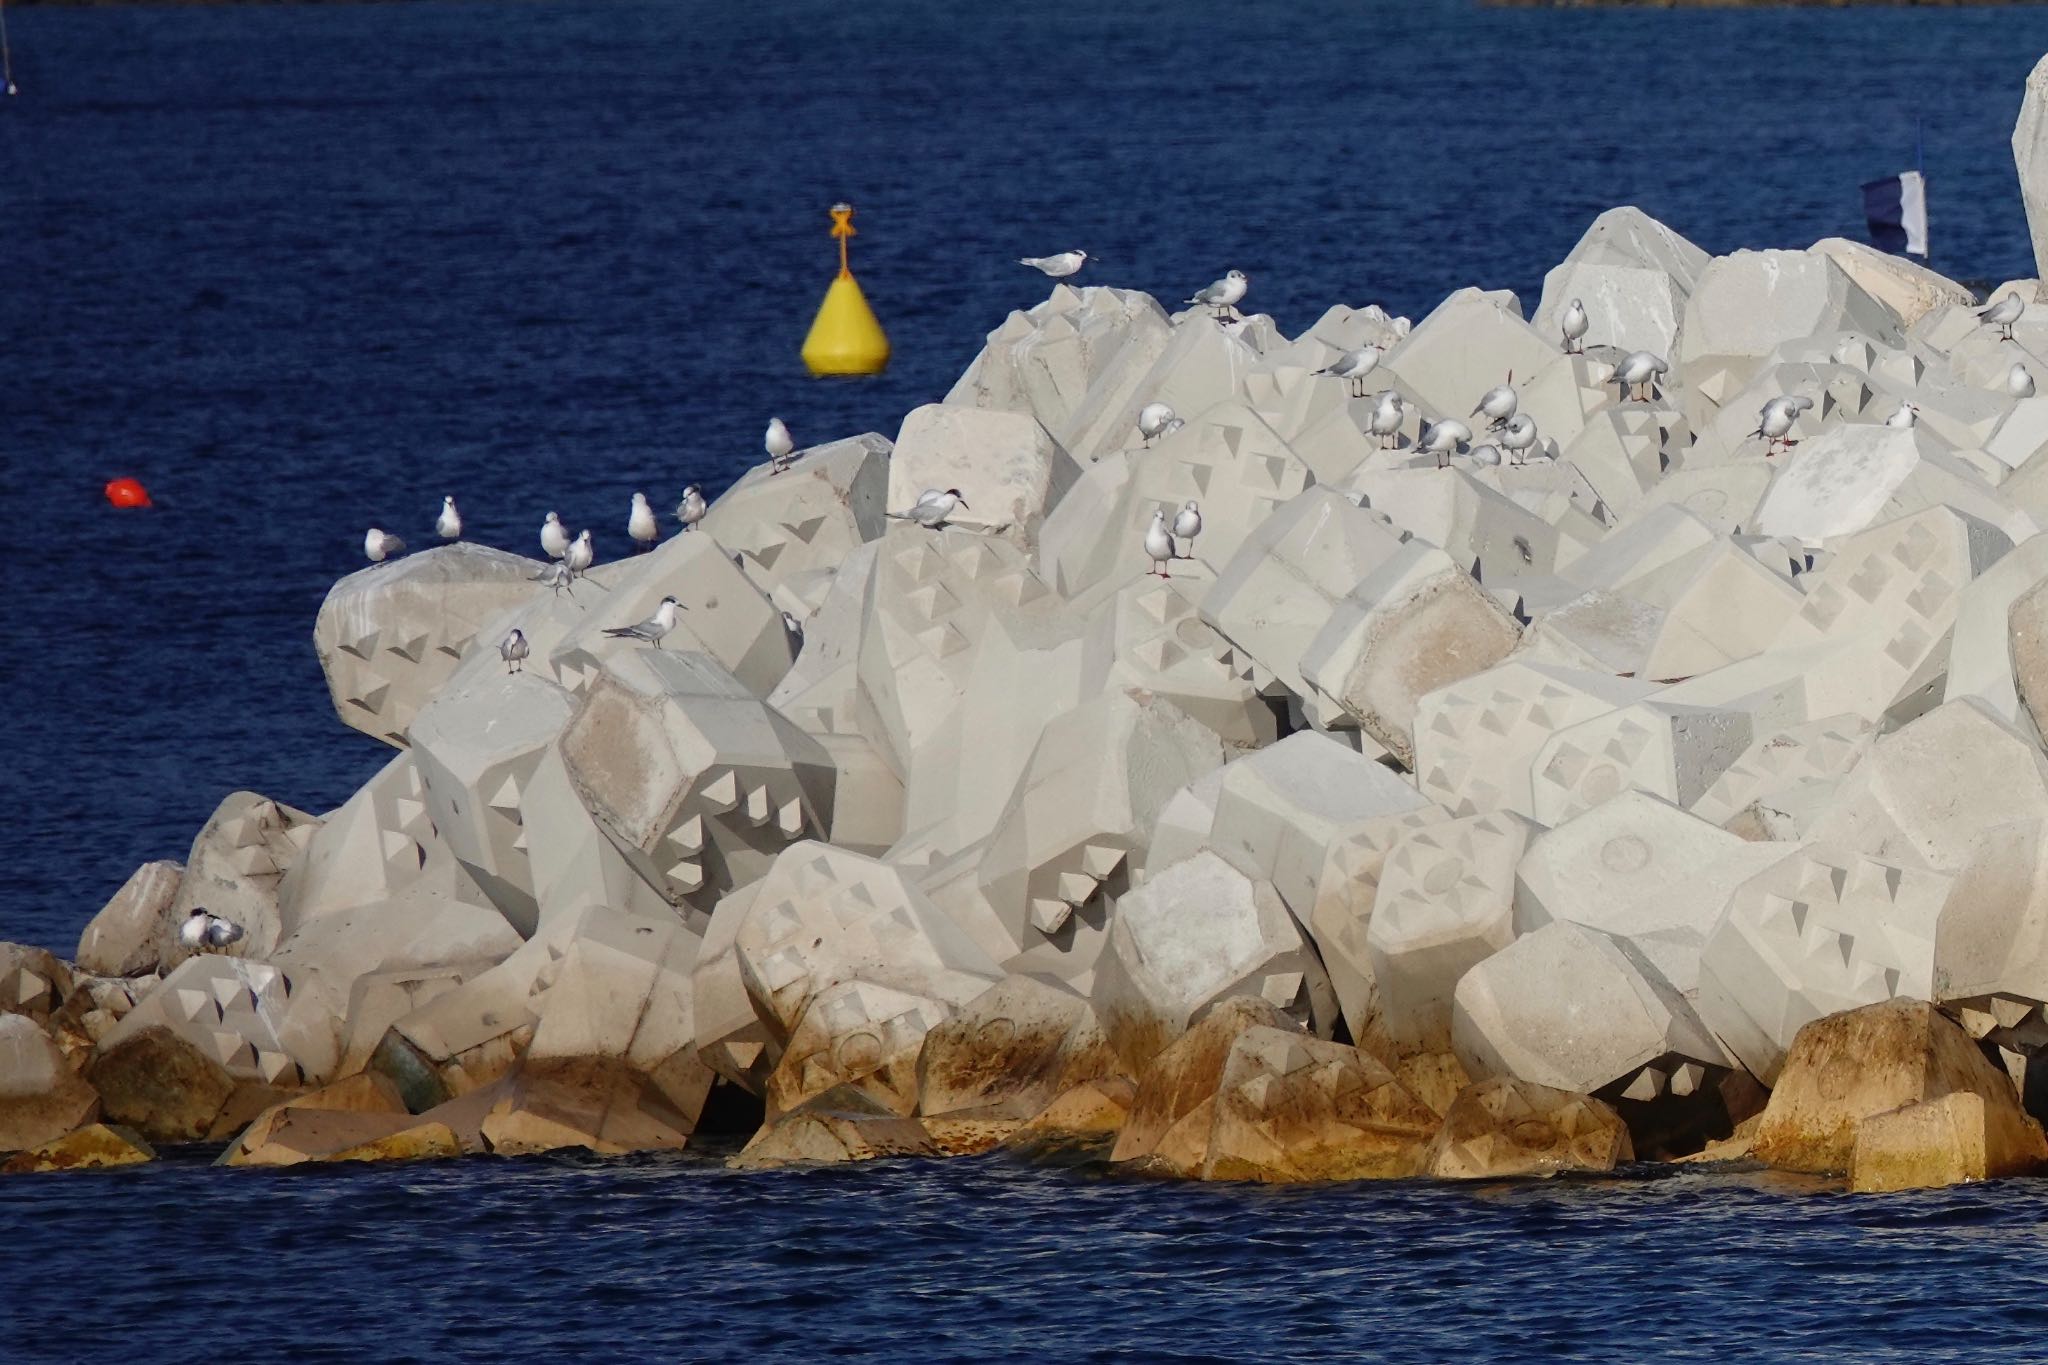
left=46, top=78, right=2048, bottom=1180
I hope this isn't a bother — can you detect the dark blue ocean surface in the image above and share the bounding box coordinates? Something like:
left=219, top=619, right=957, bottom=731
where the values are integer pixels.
left=8, top=5, right=2048, bottom=1355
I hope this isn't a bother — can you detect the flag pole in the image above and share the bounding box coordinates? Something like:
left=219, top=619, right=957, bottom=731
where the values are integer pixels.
left=1918, top=116, right=1928, bottom=264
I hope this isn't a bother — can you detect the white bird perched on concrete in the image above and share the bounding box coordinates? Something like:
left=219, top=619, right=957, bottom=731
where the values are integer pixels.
left=1499, top=413, right=1539, bottom=465
left=1750, top=394, right=1814, bottom=455
left=781, top=611, right=804, bottom=655
left=887, top=488, right=969, bottom=528
left=1172, top=500, right=1202, bottom=555
left=1368, top=390, right=1405, bottom=449
left=629, top=492, right=658, bottom=552
left=1417, top=417, right=1472, bottom=470
left=603, top=595, right=684, bottom=648
left=2010, top=362, right=2038, bottom=399
left=766, top=417, right=796, bottom=475
left=676, top=484, right=708, bottom=532
left=531, top=560, right=576, bottom=598
left=1471, top=377, right=1517, bottom=430
left=1020, top=249, right=1089, bottom=280
left=1886, top=401, right=1919, bottom=429
left=1144, top=508, right=1177, bottom=578
left=178, top=908, right=243, bottom=953
left=564, top=529, right=594, bottom=578
left=1614, top=351, right=1669, bottom=403
left=1980, top=291, right=2026, bottom=342
left=1317, top=345, right=1382, bottom=398
left=500, top=628, right=529, bottom=673
left=1187, top=269, right=1248, bottom=325
left=363, top=528, right=406, bottom=564
left=1138, top=401, right=1179, bottom=446
left=541, top=511, right=570, bottom=561
left=1466, top=443, right=1503, bottom=468
left=1561, top=298, right=1589, bottom=353
left=436, top=495, right=462, bottom=542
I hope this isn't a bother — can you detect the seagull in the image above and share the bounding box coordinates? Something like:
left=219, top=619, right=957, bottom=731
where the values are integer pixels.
left=436, top=495, right=462, bottom=542
left=766, top=418, right=796, bottom=475
left=2011, top=362, right=2038, bottom=399
left=676, top=484, right=708, bottom=531
left=1138, top=401, right=1179, bottom=446
left=1467, top=443, right=1503, bottom=468
left=363, top=528, right=406, bottom=564
left=1020, top=250, right=1089, bottom=279
left=1172, top=500, right=1202, bottom=556
left=1317, top=345, right=1382, bottom=398
left=1614, top=351, right=1669, bottom=403
left=1561, top=298, right=1589, bottom=353
left=629, top=492, right=658, bottom=552
left=1499, top=414, right=1539, bottom=465
left=565, top=529, right=594, bottom=578
left=531, top=561, right=577, bottom=598
left=1144, top=508, right=1177, bottom=578
left=541, top=511, right=570, bottom=561
left=1750, top=394, right=1814, bottom=455
left=1417, top=418, right=1473, bottom=470
left=1471, top=376, right=1517, bottom=430
left=1886, top=401, right=1919, bottom=429
left=1187, top=269, right=1248, bottom=325
left=178, top=908, right=243, bottom=953
left=886, top=488, right=969, bottom=528
left=1980, top=291, right=2026, bottom=342
left=1368, top=391, right=1405, bottom=449
left=781, top=611, right=804, bottom=655
left=603, top=596, right=684, bottom=648
left=500, top=628, right=530, bottom=673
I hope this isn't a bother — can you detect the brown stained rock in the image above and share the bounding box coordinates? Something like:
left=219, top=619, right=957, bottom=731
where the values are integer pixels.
left=1753, top=998, right=2039, bottom=1176
left=480, top=1056, right=694, bottom=1156
left=731, top=1088, right=939, bottom=1170
left=1201, top=1028, right=1439, bottom=1183
left=1425, top=1078, right=1632, bottom=1179
left=1004, top=1078, right=1138, bottom=1151
left=217, top=1073, right=412, bottom=1166
left=917, top=975, right=1119, bottom=1134
left=0, top=1013, right=101, bottom=1153
left=1110, top=997, right=1294, bottom=1166
left=87, top=1027, right=235, bottom=1144
left=1850, top=1090, right=2048, bottom=1193
left=3, top=1124, right=155, bottom=1174
left=76, top=862, right=183, bottom=978
left=1149, top=1097, right=1216, bottom=1177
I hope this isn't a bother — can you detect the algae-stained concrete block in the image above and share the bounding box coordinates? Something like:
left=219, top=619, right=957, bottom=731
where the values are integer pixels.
left=0, top=946, right=72, bottom=1028
left=1425, top=1077, right=1633, bottom=1179
left=1851, top=1088, right=2048, bottom=1193
left=1300, top=540, right=1524, bottom=766
left=2017, top=53, right=2048, bottom=286
left=1382, top=287, right=1556, bottom=425
left=1109, top=995, right=1295, bottom=1168
left=1698, top=845, right=1949, bottom=1086
left=1767, top=507, right=2011, bottom=726
left=315, top=543, right=544, bottom=748
left=1513, top=792, right=1788, bottom=994
left=1093, top=852, right=1336, bottom=1073
left=1752, top=998, right=2039, bottom=1178
left=1305, top=807, right=1452, bottom=1042
left=1527, top=699, right=1756, bottom=828
left=1452, top=920, right=1728, bottom=1098
left=700, top=433, right=890, bottom=594
left=77, top=861, right=183, bottom=978
left=1534, top=207, right=1710, bottom=359
left=764, top=978, right=954, bottom=1119
left=972, top=691, right=1224, bottom=983
left=99, top=957, right=315, bottom=1087
left=560, top=648, right=835, bottom=918
left=730, top=1090, right=939, bottom=1169
left=1677, top=249, right=1902, bottom=369
left=887, top=402, right=1080, bottom=548
left=1363, top=811, right=1535, bottom=1053
left=84, top=1026, right=235, bottom=1143
left=164, top=792, right=320, bottom=964
left=2, top=1123, right=156, bottom=1174
left=915, top=974, right=1117, bottom=1142
left=1153, top=731, right=1434, bottom=921
left=1412, top=660, right=1654, bottom=819
left=0, top=1015, right=99, bottom=1153
left=1805, top=699, right=2048, bottom=875
left=481, top=1056, right=697, bottom=1156
left=1200, top=1026, right=1440, bottom=1182
left=408, top=669, right=576, bottom=932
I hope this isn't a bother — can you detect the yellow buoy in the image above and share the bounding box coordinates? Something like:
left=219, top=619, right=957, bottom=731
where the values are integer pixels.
left=800, top=201, right=890, bottom=377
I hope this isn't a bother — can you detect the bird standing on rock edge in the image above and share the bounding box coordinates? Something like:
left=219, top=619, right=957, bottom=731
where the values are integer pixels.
left=1144, top=509, right=1177, bottom=579
left=677, top=485, right=708, bottom=531
left=1369, top=391, right=1405, bottom=449
left=1614, top=351, right=1669, bottom=403
left=887, top=488, right=970, bottom=529
left=1172, top=500, right=1202, bottom=557
left=2011, top=362, right=2038, bottom=400
left=364, top=528, right=406, bottom=564
left=1979, top=291, right=2026, bottom=342
left=1886, top=401, right=1919, bottom=429
left=565, top=529, right=594, bottom=579
left=766, top=418, right=796, bottom=475
left=1500, top=414, right=1539, bottom=465
left=1561, top=298, right=1589, bottom=353
left=178, top=908, right=244, bottom=954
left=1187, top=269, right=1249, bottom=326
left=436, top=495, right=462, bottom=542
left=1138, top=402, right=1180, bottom=446
left=1418, top=418, right=1472, bottom=470
left=1472, top=376, right=1517, bottom=430
left=1020, top=250, right=1090, bottom=280
left=1751, top=395, right=1814, bottom=456
left=629, top=492, right=658, bottom=552
left=500, top=628, right=530, bottom=673
left=603, top=596, right=685, bottom=649
left=1317, top=345, right=1382, bottom=398
left=541, top=512, right=570, bottom=561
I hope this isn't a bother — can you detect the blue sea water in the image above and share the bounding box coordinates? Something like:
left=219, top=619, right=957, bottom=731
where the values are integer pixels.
left=8, top=2, right=2048, bottom=1355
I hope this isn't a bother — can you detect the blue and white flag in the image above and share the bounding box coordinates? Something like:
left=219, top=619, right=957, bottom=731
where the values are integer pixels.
left=1862, top=170, right=1928, bottom=259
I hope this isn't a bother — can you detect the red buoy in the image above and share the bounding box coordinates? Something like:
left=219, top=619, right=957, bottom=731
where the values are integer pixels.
left=104, top=477, right=152, bottom=509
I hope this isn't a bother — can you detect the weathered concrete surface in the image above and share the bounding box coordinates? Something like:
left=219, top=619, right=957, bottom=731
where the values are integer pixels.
left=76, top=862, right=183, bottom=978
left=1424, top=1078, right=1632, bottom=1179
left=2, top=1123, right=155, bottom=1174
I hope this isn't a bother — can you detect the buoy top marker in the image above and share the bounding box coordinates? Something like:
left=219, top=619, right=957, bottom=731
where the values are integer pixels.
left=801, top=201, right=890, bottom=378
